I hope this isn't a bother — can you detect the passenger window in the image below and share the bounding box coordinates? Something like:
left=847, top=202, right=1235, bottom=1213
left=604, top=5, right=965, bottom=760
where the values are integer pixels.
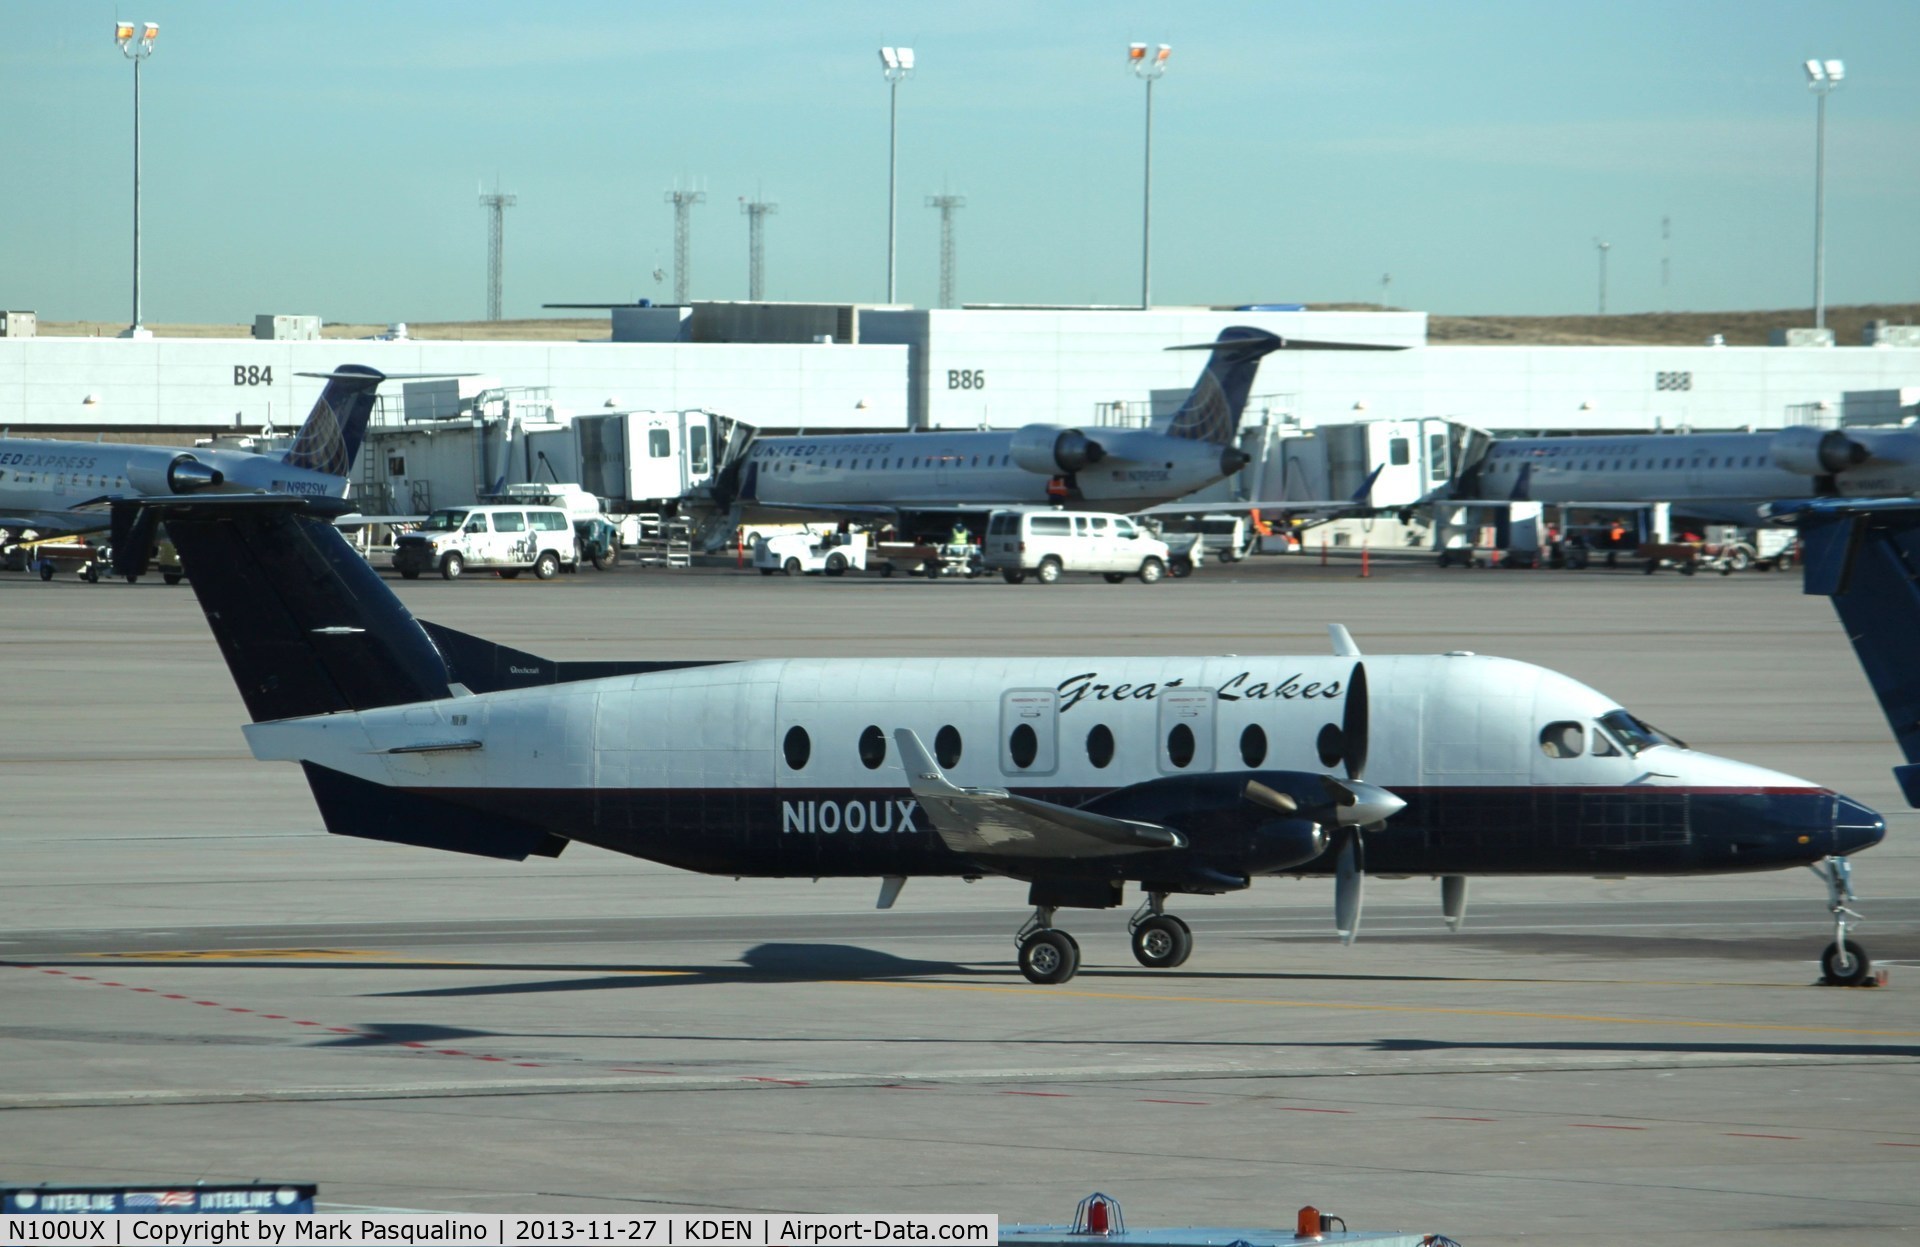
left=1166, top=724, right=1196, bottom=769
left=648, top=429, right=672, bottom=458
left=1089, top=517, right=1110, bottom=534
left=1073, top=517, right=1090, bottom=536
left=1240, top=723, right=1267, bottom=767
left=1114, top=519, right=1137, bottom=539
left=935, top=725, right=963, bottom=768
left=858, top=725, right=886, bottom=770
left=1086, top=724, right=1115, bottom=769
left=783, top=726, right=810, bottom=770
left=495, top=512, right=526, bottom=532
left=1539, top=721, right=1585, bottom=759
left=465, top=516, right=490, bottom=533
left=1008, top=723, right=1038, bottom=769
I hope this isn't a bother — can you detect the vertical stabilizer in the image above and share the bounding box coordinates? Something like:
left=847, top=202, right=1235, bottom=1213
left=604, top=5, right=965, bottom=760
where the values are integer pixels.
left=282, top=365, right=385, bottom=478
left=1164, top=327, right=1285, bottom=446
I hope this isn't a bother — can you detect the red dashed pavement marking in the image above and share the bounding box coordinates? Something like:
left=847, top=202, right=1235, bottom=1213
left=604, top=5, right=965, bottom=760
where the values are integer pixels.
left=1140, top=1099, right=1209, bottom=1105
left=1426, top=1116, right=1498, bottom=1122
left=741, top=1076, right=809, bottom=1086
left=1572, top=1124, right=1648, bottom=1131
left=11, top=962, right=549, bottom=1071
left=1725, top=1133, right=1801, bottom=1140
left=1876, top=1142, right=1920, bottom=1148
left=1001, top=1090, right=1072, bottom=1097
left=1278, top=1107, right=1354, bottom=1114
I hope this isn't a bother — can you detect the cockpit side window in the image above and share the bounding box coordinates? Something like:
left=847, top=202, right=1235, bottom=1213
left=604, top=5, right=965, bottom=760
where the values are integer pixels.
left=1539, top=721, right=1584, bottom=759
left=1597, top=710, right=1680, bottom=756
left=1591, top=728, right=1622, bottom=757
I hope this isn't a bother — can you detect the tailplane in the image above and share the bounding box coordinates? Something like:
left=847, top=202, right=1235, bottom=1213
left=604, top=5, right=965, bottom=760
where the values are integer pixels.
left=1162, top=327, right=1284, bottom=446
left=282, top=365, right=385, bottom=478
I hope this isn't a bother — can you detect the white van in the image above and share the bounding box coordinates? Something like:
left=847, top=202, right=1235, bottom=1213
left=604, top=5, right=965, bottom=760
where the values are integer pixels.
left=983, top=509, right=1172, bottom=584
left=392, top=505, right=578, bottom=581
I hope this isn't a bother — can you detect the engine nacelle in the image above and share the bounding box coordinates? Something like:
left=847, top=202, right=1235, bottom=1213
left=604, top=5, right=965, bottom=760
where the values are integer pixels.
left=1769, top=427, right=1869, bottom=476
left=126, top=453, right=224, bottom=496
left=1009, top=424, right=1105, bottom=476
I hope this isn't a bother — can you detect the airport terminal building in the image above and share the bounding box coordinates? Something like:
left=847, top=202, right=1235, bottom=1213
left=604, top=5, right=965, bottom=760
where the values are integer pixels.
left=0, top=304, right=1915, bottom=437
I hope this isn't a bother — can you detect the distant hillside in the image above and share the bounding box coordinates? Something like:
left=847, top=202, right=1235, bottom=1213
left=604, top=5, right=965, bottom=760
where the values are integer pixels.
left=34, top=305, right=1920, bottom=347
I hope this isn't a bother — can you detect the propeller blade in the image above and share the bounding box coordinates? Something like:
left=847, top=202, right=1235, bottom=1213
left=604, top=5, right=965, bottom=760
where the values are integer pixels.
left=1441, top=875, right=1468, bottom=933
left=1343, top=661, right=1369, bottom=781
left=1334, top=832, right=1365, bottom=945
left=1243, top=780, right=1298, bottom=814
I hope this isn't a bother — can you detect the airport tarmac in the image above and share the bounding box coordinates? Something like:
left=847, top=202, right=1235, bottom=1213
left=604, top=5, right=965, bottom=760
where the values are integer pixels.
left=3, top=554, right=1917, bottom=1243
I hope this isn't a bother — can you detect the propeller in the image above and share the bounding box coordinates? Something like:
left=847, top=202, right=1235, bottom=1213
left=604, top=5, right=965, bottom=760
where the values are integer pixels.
left=1327, top=661, right=1382, bottom=945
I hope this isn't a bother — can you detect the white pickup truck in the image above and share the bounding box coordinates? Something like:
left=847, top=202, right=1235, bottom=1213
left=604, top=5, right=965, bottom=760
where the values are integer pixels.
left=752, top=530, right=870, bottom=577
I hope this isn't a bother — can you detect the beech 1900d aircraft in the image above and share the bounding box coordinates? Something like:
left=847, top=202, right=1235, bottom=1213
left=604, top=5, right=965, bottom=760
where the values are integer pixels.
left=717, top=327, right=1400, bottom=535
left=0, top=365, right=394, bottom=549
left=115, top=495, right=1885, bottom=985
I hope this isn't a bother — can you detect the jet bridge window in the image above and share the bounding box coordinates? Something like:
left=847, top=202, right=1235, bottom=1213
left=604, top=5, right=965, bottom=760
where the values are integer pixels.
left=689, top=426, right=709, bottom=474
left=858, top=725, right=886, bottom=770
left=1389, top=437, right=1411, bottom=466
left=648, top=429, right=672, bottom=458
left=1539, top=721, right=1584, bottom=759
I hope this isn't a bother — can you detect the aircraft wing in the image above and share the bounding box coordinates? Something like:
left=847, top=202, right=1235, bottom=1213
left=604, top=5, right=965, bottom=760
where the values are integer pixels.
left=893, top=729, right=1184, bottom=860
left=741, top=500, right=907, bottom=524
left=1134, top=467, right=1386, bottom=522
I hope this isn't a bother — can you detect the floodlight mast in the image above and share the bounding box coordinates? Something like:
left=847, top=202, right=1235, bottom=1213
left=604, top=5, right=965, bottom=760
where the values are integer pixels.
left=1128, top=43, right=1171, bottom=309
left=1805, top=57, right=1844, bottom=331
left=880, top=47, right=915, bottom=303
left=114, top=21, right=159, bottom=338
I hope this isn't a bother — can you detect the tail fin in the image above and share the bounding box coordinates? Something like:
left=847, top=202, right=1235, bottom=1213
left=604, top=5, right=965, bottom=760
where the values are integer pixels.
left=281, top=365, right=384, bottom=478
left=113, top=496, right=451, bottom=722
left=1163, top=327, right=1285, bottom=446
left=1796, top=500, right=1920, bottom=805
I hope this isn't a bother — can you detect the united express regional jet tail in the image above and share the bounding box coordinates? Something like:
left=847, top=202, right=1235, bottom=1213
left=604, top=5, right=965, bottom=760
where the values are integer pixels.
left=281, top=366, right=385, bottom=478
left=1163, top=326, right=1289, bottom=446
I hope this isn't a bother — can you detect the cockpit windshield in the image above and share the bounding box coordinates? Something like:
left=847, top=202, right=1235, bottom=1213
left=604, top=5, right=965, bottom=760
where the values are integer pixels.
left=420, top=509, right=471, bottom=532
left=1597, top=709, right=1686, bottom=756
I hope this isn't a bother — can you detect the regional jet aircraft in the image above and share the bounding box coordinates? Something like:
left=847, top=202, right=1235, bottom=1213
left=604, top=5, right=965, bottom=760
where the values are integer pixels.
left=0, top=365, right=390, bottom=551
left=716, top=327, right=1399, bottom=538
left=112, top=495, right=1884, bottom=985
left=1449, top=424, right=1920, bottom=523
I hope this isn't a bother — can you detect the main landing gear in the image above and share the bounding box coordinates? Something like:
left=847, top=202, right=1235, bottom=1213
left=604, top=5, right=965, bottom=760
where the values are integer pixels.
left=1013, top=894, right=1195, bottom=984
left=1814, top=856, right=1874, bottom=987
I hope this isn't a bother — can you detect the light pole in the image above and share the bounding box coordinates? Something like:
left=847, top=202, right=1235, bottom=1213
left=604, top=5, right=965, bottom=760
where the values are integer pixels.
left=1805, top=58, right=1844, bottom=331
left=1594, top=238, right=1611, bottom=315
left=114, top=21, right=158, bottom=339
left=1128, top=43, right=1170, bottom=309
left=879, top=47, right=914, bottom=303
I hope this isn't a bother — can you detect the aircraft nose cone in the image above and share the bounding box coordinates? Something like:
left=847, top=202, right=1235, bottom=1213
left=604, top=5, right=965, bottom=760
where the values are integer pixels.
left=1833, top=795, right=1886, bottom=855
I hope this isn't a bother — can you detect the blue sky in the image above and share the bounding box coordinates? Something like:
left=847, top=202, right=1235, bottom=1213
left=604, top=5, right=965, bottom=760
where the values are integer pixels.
left=3, top=2, right=1916, bottom=323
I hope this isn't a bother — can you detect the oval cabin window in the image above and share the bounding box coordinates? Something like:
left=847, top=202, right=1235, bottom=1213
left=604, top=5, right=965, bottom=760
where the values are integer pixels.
left=1086, top=724, right=1115, bottom=769
left=1009, top=723, right=1039, bottom=769
left=783, top=726, right=811, bottom=771
left=1240, top=724, right=1268, bottom=768
left=935, top=725, right=963, bottom=768
left=858, top=725, right=886, bottom=770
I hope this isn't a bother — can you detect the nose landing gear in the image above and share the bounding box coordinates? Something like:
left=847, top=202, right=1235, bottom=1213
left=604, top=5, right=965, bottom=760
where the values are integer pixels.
left=1813, top=857, right=1873, bottom=986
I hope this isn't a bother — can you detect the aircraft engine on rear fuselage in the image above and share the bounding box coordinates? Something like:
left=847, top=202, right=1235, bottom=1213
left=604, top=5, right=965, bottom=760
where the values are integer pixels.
left=1009, top=425, right=1105, bottom=476
left=1769, top=427, right=1871, bottom=476
left=126, top=452, right=225, bottom=496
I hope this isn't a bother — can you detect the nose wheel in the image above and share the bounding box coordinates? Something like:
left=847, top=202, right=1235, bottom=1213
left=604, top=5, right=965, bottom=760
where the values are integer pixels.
left=1814, top=857, right=1873, bottom=986
left=1127, top=893, right=1193, bottom=969
left=1016, top=908, right=1081, bottom=984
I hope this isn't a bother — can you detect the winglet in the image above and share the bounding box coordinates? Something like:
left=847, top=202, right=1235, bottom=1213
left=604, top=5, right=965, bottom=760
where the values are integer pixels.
left=1349, top=463, right=1385, bottom=503
left=1329, top=624, right=1361, bottom=657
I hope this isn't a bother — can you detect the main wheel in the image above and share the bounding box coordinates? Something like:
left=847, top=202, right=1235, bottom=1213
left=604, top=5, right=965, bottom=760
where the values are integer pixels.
left=399, top=569, right=420, bottom=581
left=1018, top=929, right=1081, bottom=984
left=1138, top=556, right=1165, bottom=584
left=1726, top=547, right=1752, bottom=572
left=534, top=551, right=561, bottom=580
left=784, top=557, right=802, bottom=577
left=1169, top=557, right=1192, bottom=578
left=825, top=552, right=848, bottom=577
left=1103, top=573, right=1127, bottom=584
left=440, top=552, right=464, bottom=580
left=37, top=562, right=53, bottom=581
left=163, top=572, right=184, bottom=585
left=1034, top=557, right=1062, bottom=585
left=499, top=569, right=522, bottom=579
left=922, top=561, right=940, bottom=579
left=1131, top=915, right=1193, bottom=969
left=1001, top=569, right=1026, bottom=585
left=1679, top=560, right=1697, bottom=577
left=1821, top=938, right=1872, bottom=986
